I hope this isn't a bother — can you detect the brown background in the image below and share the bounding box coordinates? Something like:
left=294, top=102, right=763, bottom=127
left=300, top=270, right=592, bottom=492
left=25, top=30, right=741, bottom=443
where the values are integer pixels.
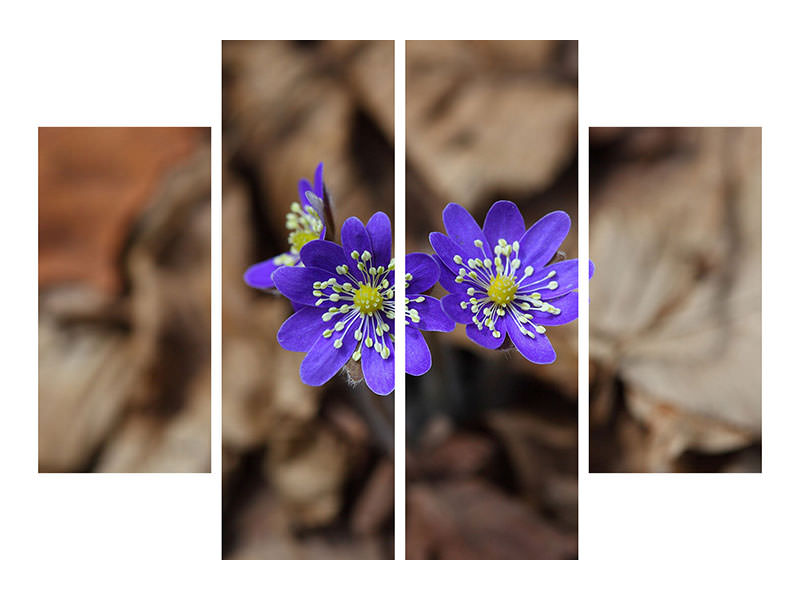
left=589, top=127, right=762, bottom=473
left=38, top=127, right=211, bottom=473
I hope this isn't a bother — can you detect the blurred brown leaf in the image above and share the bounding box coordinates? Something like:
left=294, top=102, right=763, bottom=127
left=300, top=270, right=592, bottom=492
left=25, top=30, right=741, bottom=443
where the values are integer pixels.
left=38, top=131, right=211, bottom=473
left=38, top=310, right=137, bottom=471
left=407, top=40, right=577, bottom=214
left=228, top=490, right=385, bottom=560
left=266, top=424, right=349, bottom=528
left=411, top=432, right=496, bottom=480
left=350, top=458, right=395, bottom=536
left=39, top=127, right=205, bottom=295
left=407, top=480, right=576, bottom=560
left=590, top=127, right=761, bottom=471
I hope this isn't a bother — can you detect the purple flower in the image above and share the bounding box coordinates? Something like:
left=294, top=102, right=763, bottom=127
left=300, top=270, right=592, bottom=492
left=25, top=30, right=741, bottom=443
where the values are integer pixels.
left=244, top=162, right=327, bottom=290
left=430, top=201, right=594, bottom=364
left=405, top=253, right=455, bottom=376
left=272, top=212, right=396, bottom=395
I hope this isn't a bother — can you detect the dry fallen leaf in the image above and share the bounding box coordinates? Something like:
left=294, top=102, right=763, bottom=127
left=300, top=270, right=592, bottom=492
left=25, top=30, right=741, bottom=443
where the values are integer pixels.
left=38, top=127, right=205, bottom=295
left=38, top=131, right=211, bottom=473
left=407, top=479, right=576, bottom=560
left=407, top=41, right=577, bottom=214
left=589, top=127, right=761, bottom=471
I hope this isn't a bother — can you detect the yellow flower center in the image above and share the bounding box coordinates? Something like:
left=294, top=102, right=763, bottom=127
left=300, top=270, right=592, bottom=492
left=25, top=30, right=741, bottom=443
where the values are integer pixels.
left=487, top=274, right=518, bottom=306
left=288, top=230, right=319, bottom=253
left=353, top=284, right=384, bottom=315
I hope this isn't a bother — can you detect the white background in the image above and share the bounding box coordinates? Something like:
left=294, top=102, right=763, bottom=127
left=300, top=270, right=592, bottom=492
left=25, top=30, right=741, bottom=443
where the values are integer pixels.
left=2, top=1, right=797, bottom=598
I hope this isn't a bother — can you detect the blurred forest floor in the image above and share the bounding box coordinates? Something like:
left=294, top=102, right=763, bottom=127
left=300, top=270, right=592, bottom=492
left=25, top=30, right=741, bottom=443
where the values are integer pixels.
left=589, top=127, right=761, bottom=473
left=38, top=127, right=211, bottom=473
left=406, top=41, right=579, bottom=559
left=222, top=41, right=395, bottom=559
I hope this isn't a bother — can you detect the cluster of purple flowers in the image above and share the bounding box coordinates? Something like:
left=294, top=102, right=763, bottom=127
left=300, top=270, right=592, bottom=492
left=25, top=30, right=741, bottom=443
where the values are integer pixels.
left=245, top=164, right=592, bottom=396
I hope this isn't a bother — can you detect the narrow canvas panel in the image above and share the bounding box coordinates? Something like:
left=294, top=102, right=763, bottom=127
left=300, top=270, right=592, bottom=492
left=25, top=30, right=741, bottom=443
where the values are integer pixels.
left=588, top=127, right=762, bottom=473
left=405, top=40, right=580, bottom=560
left=38, top=126, right=212, bottom=473
left=221, top=40, right=395, bottom=560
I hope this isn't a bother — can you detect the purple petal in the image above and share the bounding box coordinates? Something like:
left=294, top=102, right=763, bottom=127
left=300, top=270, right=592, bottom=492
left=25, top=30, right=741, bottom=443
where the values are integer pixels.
left=298, top=178, right=314, bottom=209
left=432, top=255, right=471, bottom=294
left=507, top=324, right=556, bottom=364
left=518, top=211, right=571, bottom=269
left=518, top=259, right=581, bottom=300
left=299, top=316, right=359, bottom=386
left=313, top=162, right=325, bottom=198
left=383, top=270, right=396, bottom=297
left=361, top=320, right=394, bottom=395
left=429, top=231, right=473, bottom=276
left=298, top=173, right=326, bottom=239
left=442, top=203, right=489, bottom=258
left=383, top=309, right=396, bottom=336
left=543, top=258, right=593, bottom=297
left=466, top=317, right=507, bottom=350
left=406, top=326, right=432, bottom=376
left=340, top=216, right=372, bottom=277
left=298, top=163, right=326, bottom=208
left=277, top=307, right=331, bottom=352
left=300, top=240, right=347, bottom=274
left=244, top=254, right=295, bottom=289
left=406, top=253, right=439, bottom=294
left=439, top=293, right=474, bottom=325
left=366, top=212, right=393, bottom=268
left=483, top=201, right=525, bottom=248
left=530, top=291, right=579, bottom=326
left=409, top=295, right=456, bottom=332
left=272, top=266, right=345, bottom=307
